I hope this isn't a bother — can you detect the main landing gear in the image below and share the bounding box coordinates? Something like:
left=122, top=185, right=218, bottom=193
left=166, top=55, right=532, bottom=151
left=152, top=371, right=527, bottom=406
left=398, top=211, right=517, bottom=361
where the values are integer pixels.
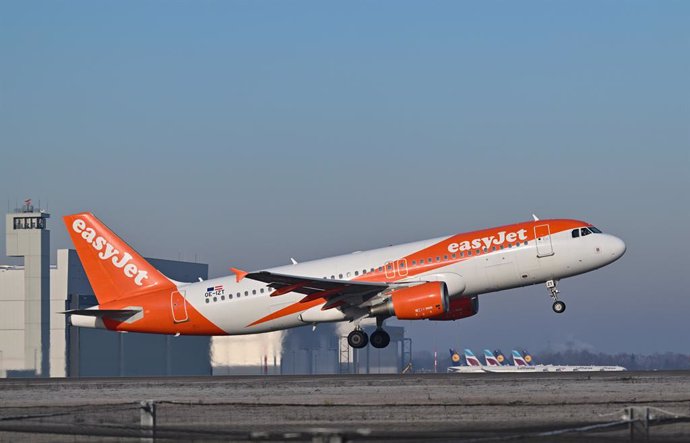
left=347, top=328, right=368, bottom=348
left=347, top=318, right=391, bottom=349
left=546, top=279, right=566, bottom=313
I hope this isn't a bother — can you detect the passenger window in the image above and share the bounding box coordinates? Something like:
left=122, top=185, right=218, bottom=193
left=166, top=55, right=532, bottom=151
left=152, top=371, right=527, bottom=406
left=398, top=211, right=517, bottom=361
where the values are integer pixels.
left=572, top=229, right=579, bottom=238
left=237, top=292, right=241, bottom=297
left=436, top=257, right=440, bottom=262
left=339, top=274, right=343, bottom=279
left=412, top=260, right=416, bottom=265
left=452, top=253, right=456, bottom=259
left=221, top=295, right=225, bottom=301
left=363, top=269, right=367, bottom=274
left=492, top=246, right=496, bottom=251
left=229, top=294, right=233, bottom=299
left=355, top=271, right=359, bottom=276
left=460, top=252, right=464, bottom=257
left=347, top=272, right=351, bottom=277
left=252, top=290, right=256, bottom=295
left=205, top=299, right=210, bottom=304
left=444, top=255, right=448, bottom=260
left=427, top=258, right=432, bottom=263
left=467, top=251, right=472, bottom=256
left=260, top=288, right=264, bottom=294
left=331, top=275, right=335, bottom=279
left=213, top=297, right=217, bottom=302
left=244, top=291, right=248, bottom=296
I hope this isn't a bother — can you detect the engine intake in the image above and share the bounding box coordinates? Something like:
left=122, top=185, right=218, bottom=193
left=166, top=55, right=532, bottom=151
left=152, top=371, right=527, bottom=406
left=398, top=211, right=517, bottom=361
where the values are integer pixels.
left=370, top=282, right=449, bottom=320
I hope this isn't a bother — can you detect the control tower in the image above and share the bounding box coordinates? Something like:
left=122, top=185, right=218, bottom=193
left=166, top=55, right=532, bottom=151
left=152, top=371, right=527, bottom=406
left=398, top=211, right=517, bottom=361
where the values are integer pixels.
left=5, top=199, right=50, bottom=376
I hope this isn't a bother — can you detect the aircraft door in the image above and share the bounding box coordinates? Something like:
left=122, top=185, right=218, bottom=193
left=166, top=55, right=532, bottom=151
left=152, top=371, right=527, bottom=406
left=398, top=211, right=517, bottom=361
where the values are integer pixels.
left=171, top=290, right=189, bottom=323
left=534, top=224, right=555, bottom=257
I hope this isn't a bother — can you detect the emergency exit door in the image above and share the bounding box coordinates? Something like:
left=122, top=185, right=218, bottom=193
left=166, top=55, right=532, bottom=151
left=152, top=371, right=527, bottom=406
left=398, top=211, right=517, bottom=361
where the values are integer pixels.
left=171, top=290, right=189, bottom=323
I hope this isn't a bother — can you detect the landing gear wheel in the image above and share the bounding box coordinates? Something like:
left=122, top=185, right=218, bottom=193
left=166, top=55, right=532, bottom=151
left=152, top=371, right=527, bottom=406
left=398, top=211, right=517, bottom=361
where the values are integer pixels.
left=370, top=329, right=391, bottom=349
left=347, top=329, right=369, bottom=348
left=545, top=280, right=566, bottom=314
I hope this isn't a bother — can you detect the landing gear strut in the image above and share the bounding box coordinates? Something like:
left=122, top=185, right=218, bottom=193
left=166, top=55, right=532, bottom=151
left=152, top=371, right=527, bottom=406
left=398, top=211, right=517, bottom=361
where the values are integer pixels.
left=546, top=280, right=566, bottom=313
left=347, top=328, right=368, bottom=348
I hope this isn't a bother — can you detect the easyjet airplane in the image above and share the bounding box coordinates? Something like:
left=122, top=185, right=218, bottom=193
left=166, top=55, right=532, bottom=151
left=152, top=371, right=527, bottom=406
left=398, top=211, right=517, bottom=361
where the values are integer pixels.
left=63, top=213, right=625, bottom=349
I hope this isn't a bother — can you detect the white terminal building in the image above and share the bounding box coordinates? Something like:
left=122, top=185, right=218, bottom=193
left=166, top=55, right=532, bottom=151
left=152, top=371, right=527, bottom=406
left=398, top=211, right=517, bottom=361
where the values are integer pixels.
left=0, top=202, right=409, bottom=377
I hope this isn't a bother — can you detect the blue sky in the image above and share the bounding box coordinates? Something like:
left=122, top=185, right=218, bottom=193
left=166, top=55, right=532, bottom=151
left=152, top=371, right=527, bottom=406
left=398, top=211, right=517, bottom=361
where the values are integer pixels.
left=1, top=1, right=688, bottom=354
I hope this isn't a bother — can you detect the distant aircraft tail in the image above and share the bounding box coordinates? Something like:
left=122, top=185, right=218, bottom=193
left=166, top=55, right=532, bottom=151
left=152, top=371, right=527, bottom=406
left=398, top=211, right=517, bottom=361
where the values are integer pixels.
left=449, top=349, right=462, bottom=364
left=464, top=349, right=482, bottom=366
left=63, top=212, right=175, bottom=304
left=512, top=350, right=528, bottom=366
left=483, top=349, right=501, bottom=366
left=494, top=349, right=507, bottom=366
left=521, top=349, right=534, bottom=366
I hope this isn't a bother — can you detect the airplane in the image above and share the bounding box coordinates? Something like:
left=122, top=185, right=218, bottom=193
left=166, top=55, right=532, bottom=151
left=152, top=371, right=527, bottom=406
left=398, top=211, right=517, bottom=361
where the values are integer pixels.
left=62, top=213, right=626, bottom=348
left=483, top=349, right=502, bottom=367
left=512, top=350, right=531, bottom=367
left=446, top=349, right=485, bottom=373
left=493, top=350, right=509, bottom=365
left=511, top=349, right=626, bottom=372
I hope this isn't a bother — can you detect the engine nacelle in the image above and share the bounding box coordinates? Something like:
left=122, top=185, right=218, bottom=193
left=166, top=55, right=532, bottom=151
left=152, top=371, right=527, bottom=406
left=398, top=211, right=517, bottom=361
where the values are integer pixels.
left=428, top=295, right=479, bottom=321
left=370, top=282, right=449, bottom=320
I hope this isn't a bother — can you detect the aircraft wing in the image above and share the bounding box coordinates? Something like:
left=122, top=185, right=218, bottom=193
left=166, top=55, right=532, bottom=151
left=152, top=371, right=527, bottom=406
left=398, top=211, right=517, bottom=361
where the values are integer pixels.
left=241, top=270, right=392, bottom=309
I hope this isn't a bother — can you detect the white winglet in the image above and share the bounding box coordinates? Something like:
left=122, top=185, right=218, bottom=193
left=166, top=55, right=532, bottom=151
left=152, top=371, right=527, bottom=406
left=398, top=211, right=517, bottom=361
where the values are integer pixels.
left=290, top=257, right=298, bottom=265
left=532, top=214, right=540, bottom=221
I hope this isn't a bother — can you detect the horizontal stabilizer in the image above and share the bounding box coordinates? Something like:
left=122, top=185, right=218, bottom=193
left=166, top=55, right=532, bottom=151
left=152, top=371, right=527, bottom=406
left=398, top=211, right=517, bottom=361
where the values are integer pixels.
left=61, top=309, right=140, bottom=320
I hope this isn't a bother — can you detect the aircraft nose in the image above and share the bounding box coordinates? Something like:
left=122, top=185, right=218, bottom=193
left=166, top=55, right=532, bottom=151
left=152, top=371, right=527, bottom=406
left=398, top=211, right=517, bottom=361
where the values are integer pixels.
left=608, top=235, right=626, bottom=261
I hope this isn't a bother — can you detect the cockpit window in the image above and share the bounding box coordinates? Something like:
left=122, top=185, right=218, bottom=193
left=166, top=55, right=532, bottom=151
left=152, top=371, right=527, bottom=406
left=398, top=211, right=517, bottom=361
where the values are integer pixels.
left=581, top=227, right=592, bottom=236
left=571, top=229, right=579, bottom=238
left=589, top=226, right=602, bottom=233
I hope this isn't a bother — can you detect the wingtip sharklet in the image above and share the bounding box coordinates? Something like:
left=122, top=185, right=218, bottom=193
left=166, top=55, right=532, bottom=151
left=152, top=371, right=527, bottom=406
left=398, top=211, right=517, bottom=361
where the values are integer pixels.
left=230, top=267, right=249, bottom=283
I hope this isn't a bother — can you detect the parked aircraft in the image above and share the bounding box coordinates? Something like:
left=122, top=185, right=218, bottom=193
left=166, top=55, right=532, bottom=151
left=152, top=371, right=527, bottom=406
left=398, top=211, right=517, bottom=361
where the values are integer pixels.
left=63, top=213, right=625, bottom=348
left=510, top=349, right=626, bottom=372
left=446, top=349, right=484, bottom=373
left=483, top=350, right=502, bottom=367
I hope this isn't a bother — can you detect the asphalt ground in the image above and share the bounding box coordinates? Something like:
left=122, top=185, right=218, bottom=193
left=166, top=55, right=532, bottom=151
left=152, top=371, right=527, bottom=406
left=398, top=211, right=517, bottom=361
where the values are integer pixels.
left=1, top=371, right=689, bottom=442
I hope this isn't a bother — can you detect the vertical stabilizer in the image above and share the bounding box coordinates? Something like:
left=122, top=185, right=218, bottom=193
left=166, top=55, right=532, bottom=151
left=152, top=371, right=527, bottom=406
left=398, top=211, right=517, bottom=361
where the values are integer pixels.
left=464, top=349, right=482, bottom=366
left=63, top=213, right=175, bottom=305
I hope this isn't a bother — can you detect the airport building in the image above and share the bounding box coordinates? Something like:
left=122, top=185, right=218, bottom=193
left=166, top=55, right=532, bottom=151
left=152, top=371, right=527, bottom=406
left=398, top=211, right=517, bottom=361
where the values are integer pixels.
left=212, top=323, right=411, bottom=375
left=0, top=202, right=211, bottom=378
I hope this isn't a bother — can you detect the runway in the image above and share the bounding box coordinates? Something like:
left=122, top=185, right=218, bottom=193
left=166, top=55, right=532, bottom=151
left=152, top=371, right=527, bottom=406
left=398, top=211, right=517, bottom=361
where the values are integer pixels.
left=1, top=371, right=689, bottom=441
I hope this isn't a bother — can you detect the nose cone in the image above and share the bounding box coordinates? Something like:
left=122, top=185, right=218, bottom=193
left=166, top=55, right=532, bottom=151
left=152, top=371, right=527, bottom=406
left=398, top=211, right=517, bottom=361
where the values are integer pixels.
left=608, top=235, right=626, bottom=262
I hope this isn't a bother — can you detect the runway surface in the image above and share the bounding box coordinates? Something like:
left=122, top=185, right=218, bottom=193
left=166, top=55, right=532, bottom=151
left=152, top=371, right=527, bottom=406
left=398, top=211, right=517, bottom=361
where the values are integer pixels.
left=1, top=371, right=689, bottom=441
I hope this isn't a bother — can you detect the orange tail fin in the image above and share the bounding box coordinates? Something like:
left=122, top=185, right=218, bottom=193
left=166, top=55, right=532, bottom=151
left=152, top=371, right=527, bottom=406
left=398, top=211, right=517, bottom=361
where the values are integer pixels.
left=63, top=212, right=174, bottom=304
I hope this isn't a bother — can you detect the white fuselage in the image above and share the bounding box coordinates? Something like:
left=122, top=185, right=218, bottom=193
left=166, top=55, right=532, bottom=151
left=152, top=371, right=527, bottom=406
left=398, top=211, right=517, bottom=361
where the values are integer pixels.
left=180, top=223, right=625, bottom=335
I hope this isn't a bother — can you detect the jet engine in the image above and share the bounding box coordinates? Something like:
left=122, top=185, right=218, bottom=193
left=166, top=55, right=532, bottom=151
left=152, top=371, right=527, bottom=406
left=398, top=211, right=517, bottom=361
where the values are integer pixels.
left=428, top=295, right=479, bottom=321
left=369, top=281, right=449, bottom=320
